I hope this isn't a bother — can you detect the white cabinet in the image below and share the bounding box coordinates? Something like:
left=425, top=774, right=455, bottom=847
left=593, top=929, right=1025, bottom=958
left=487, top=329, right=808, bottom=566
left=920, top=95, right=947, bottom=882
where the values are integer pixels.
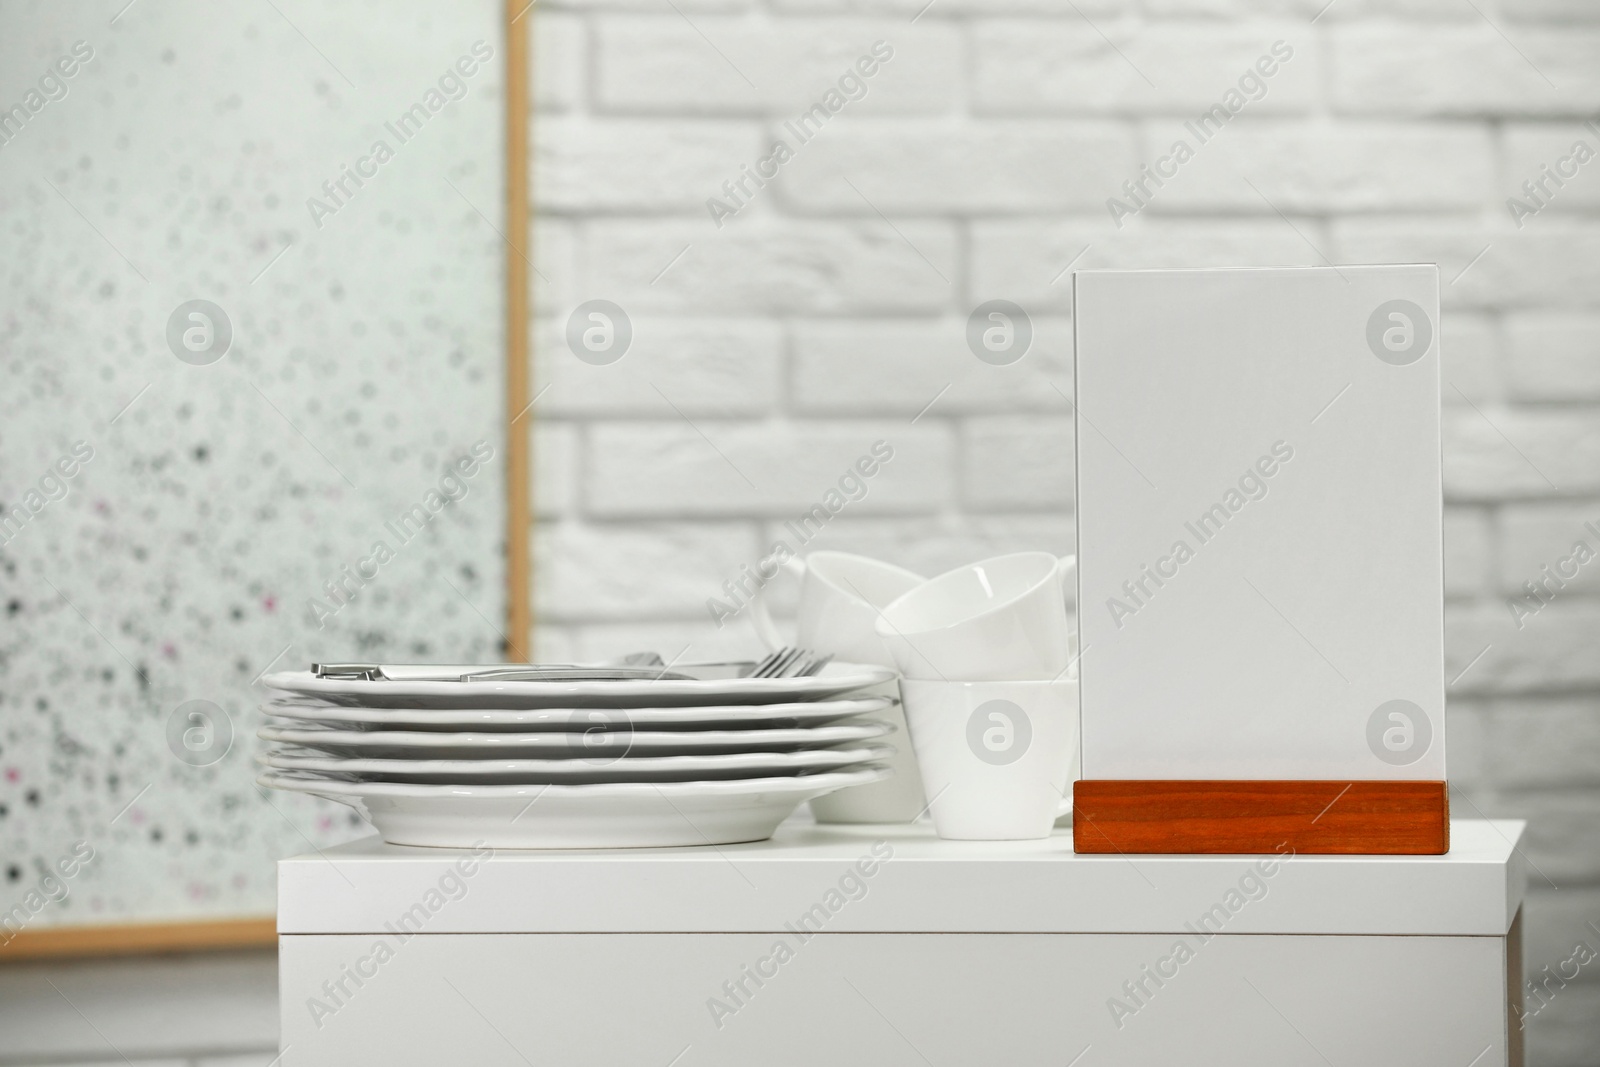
left=278, top=820, right=1526, bottom=1066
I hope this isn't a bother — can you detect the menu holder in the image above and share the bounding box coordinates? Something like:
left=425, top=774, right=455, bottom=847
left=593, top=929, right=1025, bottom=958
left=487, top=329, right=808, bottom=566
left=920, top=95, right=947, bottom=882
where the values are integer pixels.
left=1071, top=265, right=1446, bottom=855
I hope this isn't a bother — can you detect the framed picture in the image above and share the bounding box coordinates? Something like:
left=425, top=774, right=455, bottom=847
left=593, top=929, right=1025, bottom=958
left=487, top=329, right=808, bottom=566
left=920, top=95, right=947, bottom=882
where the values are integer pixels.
left=0, top=0, right=531, bottom=960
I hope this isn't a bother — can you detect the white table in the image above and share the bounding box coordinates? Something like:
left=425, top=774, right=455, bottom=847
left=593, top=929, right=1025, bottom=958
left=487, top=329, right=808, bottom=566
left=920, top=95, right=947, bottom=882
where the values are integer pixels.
left=278, top=819, right=1527, bottom=1066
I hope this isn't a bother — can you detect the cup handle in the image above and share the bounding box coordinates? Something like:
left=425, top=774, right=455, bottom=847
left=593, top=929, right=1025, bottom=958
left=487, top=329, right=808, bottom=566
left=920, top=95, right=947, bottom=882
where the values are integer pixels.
left=1054, top=554, right=1079, bottom=678
left=748, top=555, right=807, bottom=652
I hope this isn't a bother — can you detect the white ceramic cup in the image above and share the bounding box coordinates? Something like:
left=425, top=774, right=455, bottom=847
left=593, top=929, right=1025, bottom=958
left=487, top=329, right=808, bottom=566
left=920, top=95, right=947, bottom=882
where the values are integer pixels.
left=901, top=677, right=1078, bottom=841
left=874, top=553, right=1075, bottom=681
left=749, top=551, right=929, bottom=824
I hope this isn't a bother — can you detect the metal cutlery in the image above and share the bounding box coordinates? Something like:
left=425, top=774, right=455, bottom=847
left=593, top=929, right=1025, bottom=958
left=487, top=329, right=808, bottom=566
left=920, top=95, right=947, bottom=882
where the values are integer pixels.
left=310, top=650, right=837, bottom=685
left=747, top=647, right=834, bottom=679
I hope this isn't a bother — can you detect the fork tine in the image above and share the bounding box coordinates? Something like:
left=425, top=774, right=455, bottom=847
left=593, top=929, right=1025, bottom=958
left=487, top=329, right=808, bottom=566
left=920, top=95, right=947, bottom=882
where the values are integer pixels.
left=763, top=646, right=799, bottom=679
left=799, top=653, right=834, bottom=677
left=769, top=648, right=800, bottom=678
left=779, top=647, right=813, bottom=678
left=756, top=647, right=790, bottom=679
left=779, top=647, right=808, bottom=677
left=749, top=648, right=782, bottom=679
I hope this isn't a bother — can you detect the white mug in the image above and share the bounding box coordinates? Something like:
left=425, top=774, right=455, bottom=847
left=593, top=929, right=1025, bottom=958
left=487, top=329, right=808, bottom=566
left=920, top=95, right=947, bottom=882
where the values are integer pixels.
left=749, top=551, right=923, bottom=666
left=749, top=551, right=929, bottom=824
left=874, top=553, right=1075, bottom=681
left=901, top=677, right=1078, bottom=841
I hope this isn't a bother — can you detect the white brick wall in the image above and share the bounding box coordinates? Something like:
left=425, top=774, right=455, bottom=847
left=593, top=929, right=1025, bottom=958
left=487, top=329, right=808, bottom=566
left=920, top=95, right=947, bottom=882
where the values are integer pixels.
left=1507, top=314, right=1600, bottom=399
left=972, top=21, right=1319, bottom=113
left=532, top=6, right=1600, bottom=1060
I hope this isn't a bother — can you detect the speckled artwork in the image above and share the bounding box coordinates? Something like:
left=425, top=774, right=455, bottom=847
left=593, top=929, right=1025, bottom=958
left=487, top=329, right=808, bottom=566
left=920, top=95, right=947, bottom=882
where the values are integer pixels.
left=0, top=0, right=505, bottom=928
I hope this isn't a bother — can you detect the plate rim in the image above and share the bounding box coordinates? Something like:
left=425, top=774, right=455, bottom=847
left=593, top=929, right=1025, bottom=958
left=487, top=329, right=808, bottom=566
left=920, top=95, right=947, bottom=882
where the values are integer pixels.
left=256, top=719, right=895, bottom=749
left=258, top=743, right=897, bottom=776
left=257, top=764, right=890, bottom=798
left=258, top=694, right=895, bottom=727
left=260, top=662, right=896, bottom=705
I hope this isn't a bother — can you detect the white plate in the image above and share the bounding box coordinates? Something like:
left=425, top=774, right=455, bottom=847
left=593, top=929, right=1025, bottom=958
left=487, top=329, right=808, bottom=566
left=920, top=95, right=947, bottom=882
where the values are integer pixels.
left=262, top=695, right=893, bottom=732
left=257, top=766, right=891, bottom=848
left=259, top=745, right=894, bottom=784
left=257, top=720, right=893, bottom=758
left=261, top=661, right=895, bottom=709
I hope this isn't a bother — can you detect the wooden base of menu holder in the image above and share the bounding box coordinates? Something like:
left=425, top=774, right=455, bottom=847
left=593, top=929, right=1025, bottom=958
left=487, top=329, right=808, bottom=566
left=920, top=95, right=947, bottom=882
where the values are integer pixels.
left=1073, top=780, right=1450, bottom=855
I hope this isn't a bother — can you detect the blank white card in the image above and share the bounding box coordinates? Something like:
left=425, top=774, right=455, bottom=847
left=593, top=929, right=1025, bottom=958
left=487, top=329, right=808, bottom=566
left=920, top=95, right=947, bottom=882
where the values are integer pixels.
left=1074, top=265, right=1444, bottom=780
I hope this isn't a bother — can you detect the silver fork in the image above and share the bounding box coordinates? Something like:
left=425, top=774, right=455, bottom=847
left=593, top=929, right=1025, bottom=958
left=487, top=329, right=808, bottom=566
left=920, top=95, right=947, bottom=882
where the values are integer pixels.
left=749, top=647, right=800, bottom=678
left=749, top=647, right=834, bottom=679
left=798, top=653, right=834, bottom=677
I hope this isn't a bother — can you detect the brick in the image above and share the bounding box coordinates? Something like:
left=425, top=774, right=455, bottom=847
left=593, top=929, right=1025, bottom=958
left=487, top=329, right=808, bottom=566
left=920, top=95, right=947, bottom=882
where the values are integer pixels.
left=1333, top=219, right=1600, bottom=309
left=586, top=219, right=958, bottom=314
left=724, top=551, right=804, bottom=619
left=791, top=317, right=1072, bottom=416
left=961, top=416, right=1075, bottom=509
left=777, top=121, right=1134, bottom=213
left=1446, top=602, right=1600, bottom=693
left=572, top=618, right=769, bottom=663
left=1442, top=312, right=1499, bottom=405
left=1484, top=789, right=1600, bottom=885
left=534, top=317, right=782, bottom=416
left=535, top=520, right=760, bottom=620
left=531, top=622, right=579, bottom=664
left=1499, top=500, right=1600, bottom=600
left=971, top=218, right=1317, bottom=313
left=760, top=513, right=1077, bottom=587
left=1503, top=0, right=1600, bottom=22
left=1330, top=26, right=1600, bottom=116
left=1482, top=696, right=1600, bottom=788
left=973, top=22, right=1316, bottom=115
left=546, top=0, right=751, bottom=9
left=1444, top=506, right=1493, bottom=598
left=1503, top=123, right=1600, bottom=217
left=1313, top=0, right=1479, bottom=16
left=1442, top=698, right=1492, bottom=788
left=1525, top=982, right=1600, bottom=1067
left=533, top=420, right=576, bottom=519
left=587, top=422, right=953, bottom=517
left=1143, top=0, right=1330, bottom=15
left=1272, top=0, right=1466, bottom=15
left=1519, top=888, right=1600, bottom=992
left=1505, top=312, right=1600, bottom=400
left=536, top=119, right=762, bottom=211
left=535, top=13, right=584, bottom=112
left=532, top=218, right=576, bottom=316
left=595, top=18, right=960, bottom=116
left=1444, top=408, right=1600, bottom=501
left=770, top=0, right=1123, bottom=13
left=1155, top=122, right=1492, bottom=213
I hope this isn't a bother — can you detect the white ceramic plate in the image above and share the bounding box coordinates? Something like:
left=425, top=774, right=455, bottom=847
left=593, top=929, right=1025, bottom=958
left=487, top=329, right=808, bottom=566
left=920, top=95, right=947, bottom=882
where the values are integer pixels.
left=257, top=766, right=891, bottom=848
left=261, top=661, right=895, bottom=709
left=258, top=744, right=895, bottom=784
left=257, top=720, right=893, bottom=758
left=261, top=695, right=893, bottom=732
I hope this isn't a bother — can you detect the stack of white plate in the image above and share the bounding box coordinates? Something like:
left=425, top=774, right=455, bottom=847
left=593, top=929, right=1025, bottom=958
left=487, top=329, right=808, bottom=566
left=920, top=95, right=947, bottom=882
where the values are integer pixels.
left=256, top=662, right=899, bottom=849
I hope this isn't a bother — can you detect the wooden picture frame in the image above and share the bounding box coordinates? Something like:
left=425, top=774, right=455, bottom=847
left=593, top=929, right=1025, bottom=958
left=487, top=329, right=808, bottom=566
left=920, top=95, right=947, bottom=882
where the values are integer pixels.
left=503, top=0, right=533, bottom=663
left=0, top=0, right=531, bottom=963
